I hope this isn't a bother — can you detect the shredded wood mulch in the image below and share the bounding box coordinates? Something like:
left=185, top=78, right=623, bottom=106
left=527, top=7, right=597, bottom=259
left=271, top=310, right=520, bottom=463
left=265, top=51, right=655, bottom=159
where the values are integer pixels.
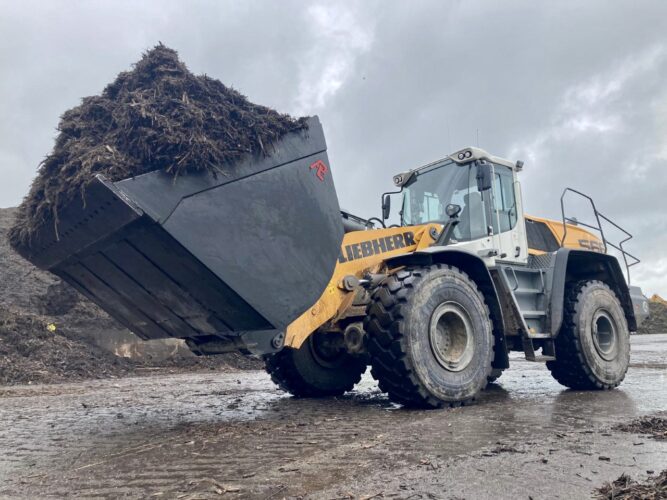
left=0, top=303, right=260, bottom=386
left=615, top=416, right=667, bottom=441
left=0, top=306, right=134, bottom=385
left=594, top=470, right=667, bottom=500
left=10, top=43, right=306, bottom=248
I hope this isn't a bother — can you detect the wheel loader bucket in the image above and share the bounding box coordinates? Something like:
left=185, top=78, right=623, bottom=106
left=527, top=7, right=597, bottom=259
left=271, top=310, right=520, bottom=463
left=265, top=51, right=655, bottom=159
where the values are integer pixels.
left=13, top=117, right=343, bottom=353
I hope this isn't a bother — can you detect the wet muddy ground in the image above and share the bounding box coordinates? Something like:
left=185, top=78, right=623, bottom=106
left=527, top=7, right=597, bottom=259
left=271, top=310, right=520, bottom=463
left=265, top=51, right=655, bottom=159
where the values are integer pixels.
left=1, top=334, right=665, bottom=499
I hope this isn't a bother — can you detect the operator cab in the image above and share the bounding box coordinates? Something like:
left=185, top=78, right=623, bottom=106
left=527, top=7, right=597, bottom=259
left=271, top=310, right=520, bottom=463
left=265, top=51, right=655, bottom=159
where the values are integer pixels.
left=388, top=147, right=528, bottom=266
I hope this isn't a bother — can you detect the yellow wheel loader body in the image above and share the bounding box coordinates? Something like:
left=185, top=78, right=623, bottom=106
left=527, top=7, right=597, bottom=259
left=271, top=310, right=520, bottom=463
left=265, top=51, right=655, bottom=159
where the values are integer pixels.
left=285, top=214, right=605, bottom=349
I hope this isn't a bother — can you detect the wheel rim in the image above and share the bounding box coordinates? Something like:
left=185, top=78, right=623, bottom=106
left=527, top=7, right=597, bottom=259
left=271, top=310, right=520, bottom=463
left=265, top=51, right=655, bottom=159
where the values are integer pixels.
left=591, top=309, right=619, bottom=361
left=308, top=331, right=345, bottom=368
left=429, top=301, right=475, bottom=372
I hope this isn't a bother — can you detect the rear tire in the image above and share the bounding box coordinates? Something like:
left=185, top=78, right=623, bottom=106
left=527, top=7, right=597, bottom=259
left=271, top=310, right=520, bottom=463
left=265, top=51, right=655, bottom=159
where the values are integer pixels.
left=365, top=265, right=494, bottom=408
left=265, top=331, right=366, bottom=397
left=546, top=280, right=630, bottom=390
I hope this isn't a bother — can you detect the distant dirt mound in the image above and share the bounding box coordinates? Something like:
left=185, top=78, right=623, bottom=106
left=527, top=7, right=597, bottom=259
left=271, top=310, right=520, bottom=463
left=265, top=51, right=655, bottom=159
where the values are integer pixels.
left=10, top=44, right=306, bottom=247
left=0, top=306, right=134, bottom=384
left=650, top=294, right=667, bottom=306
left=638, top=301, right=667, bottom=334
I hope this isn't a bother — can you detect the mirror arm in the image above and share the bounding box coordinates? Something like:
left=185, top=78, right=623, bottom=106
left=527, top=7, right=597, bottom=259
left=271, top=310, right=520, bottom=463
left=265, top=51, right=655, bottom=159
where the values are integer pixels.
left=380, top=188, right=403, bottom=221
left=367, top=217, right=386, bottom=229
left=435, top=218, right=460, bottom=246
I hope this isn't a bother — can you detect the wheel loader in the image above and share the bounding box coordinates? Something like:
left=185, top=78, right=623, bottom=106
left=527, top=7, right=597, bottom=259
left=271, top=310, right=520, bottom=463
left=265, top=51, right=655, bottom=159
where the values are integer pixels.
left=13, top=117, right=648, bottom=408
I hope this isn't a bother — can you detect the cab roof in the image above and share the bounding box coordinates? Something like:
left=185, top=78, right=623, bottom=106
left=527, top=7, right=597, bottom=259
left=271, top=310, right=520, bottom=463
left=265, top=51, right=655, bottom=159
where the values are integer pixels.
left=392, top=147, right=522, bottom=187
left=448, top=146, right=519, bottom=170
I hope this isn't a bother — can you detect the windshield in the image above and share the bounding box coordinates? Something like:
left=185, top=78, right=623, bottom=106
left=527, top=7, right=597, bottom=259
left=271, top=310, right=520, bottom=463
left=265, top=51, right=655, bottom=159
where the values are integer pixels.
left=401, top=160, right=490, bottom=242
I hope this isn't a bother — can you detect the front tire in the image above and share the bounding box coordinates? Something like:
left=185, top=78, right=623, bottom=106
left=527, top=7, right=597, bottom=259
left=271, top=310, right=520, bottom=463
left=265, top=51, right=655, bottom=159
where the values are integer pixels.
left=546, top=280, right=630, bottom=390
left=365, top=265, right=494, bottom=408
left=265, top=331, right=366, bottom=398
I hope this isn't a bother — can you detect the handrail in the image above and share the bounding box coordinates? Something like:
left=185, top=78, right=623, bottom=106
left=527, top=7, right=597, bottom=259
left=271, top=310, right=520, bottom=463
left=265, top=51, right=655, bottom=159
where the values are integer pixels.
left=560, top=188, right=640, bottom=284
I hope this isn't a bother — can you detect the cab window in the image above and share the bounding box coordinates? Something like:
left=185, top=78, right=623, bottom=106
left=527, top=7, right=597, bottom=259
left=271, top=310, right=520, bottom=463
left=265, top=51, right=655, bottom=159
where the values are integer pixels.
left=491, top=165, right=517, bottom=234
left=401, top=162, right=491, bottom=242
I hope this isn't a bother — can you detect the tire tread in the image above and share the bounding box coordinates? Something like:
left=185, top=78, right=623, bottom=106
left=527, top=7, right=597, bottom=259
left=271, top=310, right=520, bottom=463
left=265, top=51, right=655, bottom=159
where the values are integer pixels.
left=546, top=280, right=628, bottom=390
left=265, top=345, right=365, bottom=398
left=365, top=264, right=493, bottom=408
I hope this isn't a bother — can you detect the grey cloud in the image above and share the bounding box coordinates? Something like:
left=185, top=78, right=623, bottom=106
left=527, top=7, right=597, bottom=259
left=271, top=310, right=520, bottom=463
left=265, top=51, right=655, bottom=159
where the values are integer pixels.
left=1, top=0, right=666, bottom=295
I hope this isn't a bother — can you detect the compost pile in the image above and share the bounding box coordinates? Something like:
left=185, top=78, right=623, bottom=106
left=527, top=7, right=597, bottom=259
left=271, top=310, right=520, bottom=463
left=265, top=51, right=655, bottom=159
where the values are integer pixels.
left=10, top=43, right=306, bottom=246
left=0, top=306, right=134, bottom=385
left=638, top=301, right=667, bottom=334
left=594, top=470, right=667, bottom=500
left=0, top=305, right=257, bottom=385
left=0, top=207, right=260, bottom=386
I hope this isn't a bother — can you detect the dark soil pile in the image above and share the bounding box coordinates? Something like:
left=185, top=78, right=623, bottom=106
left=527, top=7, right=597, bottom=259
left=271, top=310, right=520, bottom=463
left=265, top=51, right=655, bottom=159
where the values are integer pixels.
left=638, top=301, right=667, bottom=335
left=615, top=416, right=667, bottom=441
left=594, top=470, right=666, bottom=499
left=0, top=306, right=134, bottom=384
left=0, top=207, right=261, bottom=386
left=10, top=43, right=306, bottom=246
left=0, top=305, right=258, bottom=385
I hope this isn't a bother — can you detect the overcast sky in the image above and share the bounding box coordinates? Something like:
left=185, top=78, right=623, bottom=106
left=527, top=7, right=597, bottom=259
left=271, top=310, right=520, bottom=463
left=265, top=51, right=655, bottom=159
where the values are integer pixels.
left=1, top=0, right=666, bottom=296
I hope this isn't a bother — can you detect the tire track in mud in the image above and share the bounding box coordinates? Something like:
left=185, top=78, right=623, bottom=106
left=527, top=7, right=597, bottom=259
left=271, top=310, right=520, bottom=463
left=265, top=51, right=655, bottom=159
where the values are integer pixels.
left=2, top=336, right=667, bottom=499
left=46, top=399, right=418, bottom=497
left=0, top=372, right=419, bottom=498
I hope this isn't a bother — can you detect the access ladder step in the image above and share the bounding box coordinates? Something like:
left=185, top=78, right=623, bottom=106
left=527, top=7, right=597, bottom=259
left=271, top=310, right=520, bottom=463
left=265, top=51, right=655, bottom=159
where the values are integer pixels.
left=525, top=355, right=556, bottom=362
left=526, top=332, right=552, bottom=339
left=522, top=310, right=547, bottom=318
left=514, top=287, right=544, bottom=295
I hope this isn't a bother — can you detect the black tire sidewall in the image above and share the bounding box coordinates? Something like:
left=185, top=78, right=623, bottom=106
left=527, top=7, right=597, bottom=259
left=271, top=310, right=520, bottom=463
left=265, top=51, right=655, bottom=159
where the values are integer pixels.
left=403, top=267, right=493, bottom=402
left=573, top=283, right=630, bottom=386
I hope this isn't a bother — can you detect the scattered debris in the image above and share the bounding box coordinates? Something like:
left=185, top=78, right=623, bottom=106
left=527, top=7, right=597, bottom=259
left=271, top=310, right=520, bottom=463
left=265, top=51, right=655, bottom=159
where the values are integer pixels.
left=615, top=416, right=667, bottom=441
left=489, top=445, right=524, bottom=454
left=594, top=470, right=667, bottom=499
left=360, top=493, right=384, bottom=500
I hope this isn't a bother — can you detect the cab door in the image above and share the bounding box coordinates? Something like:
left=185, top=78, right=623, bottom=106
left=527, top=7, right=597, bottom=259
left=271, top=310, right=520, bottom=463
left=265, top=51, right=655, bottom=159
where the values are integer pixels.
left=489, top=164, right=528, bottom=265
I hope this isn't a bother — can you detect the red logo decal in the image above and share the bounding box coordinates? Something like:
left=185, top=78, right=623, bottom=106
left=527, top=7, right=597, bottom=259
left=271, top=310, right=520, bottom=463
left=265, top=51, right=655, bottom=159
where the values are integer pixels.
left=309, top=160, right=328, bottom=182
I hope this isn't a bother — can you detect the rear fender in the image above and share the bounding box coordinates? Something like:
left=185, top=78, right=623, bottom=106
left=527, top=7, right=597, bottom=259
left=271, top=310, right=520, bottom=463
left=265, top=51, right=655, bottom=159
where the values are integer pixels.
left=550, top=248, right=637, bottom=333
left=386, top=248, right=509, bottom=370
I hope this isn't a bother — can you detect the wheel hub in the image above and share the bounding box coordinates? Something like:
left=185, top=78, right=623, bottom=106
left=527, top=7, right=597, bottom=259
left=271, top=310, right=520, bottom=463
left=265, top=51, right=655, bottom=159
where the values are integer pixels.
left=308, top=331, right=346, bottom=368
left=429, top=302, right=475, bottom=372
left=592, top=309, right=619, bottom=361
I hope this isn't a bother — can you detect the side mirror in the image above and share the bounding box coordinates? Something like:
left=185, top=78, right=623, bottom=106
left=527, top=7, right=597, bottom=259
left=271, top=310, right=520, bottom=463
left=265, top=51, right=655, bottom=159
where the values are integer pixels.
left=445, top=203, right=461, bottom=219
left=382, top=194, right=391, bottom=220
left=476, top=161, right=493, bottom=191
